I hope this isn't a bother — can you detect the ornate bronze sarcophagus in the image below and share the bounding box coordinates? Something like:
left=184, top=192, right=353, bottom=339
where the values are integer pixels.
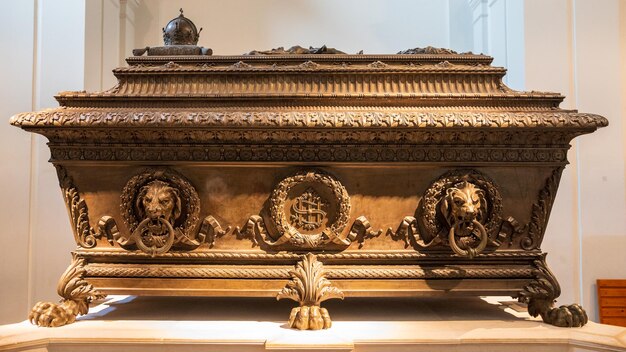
left=11, top=12, right=607, bottom=330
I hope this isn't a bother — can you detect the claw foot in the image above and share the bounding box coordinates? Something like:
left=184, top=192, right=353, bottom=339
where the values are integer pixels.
left=287, top=305, right=332, bottom=330
left=542, top=303, right=588, bottom=327
left=28, top=299, right=87, bottom=327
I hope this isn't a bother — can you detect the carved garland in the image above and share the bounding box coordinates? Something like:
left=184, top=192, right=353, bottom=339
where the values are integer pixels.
left=12, top=111, right=608, bottom=129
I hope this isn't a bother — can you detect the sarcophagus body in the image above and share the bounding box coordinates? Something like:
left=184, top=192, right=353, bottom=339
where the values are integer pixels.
left=12, top=13, right=606, bottom=330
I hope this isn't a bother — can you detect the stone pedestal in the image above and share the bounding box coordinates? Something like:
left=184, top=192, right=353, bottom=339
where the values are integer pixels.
left=1, top=296, right=625, bottom=351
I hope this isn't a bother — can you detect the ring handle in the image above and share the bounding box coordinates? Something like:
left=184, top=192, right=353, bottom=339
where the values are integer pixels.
left=448, top=220, right=488, bottom=259
left=132, top=217, right=176, bottom=257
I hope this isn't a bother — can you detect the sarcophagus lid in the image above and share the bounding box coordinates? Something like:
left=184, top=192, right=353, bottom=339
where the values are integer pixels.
left=11, top=12, right=607, bottom=159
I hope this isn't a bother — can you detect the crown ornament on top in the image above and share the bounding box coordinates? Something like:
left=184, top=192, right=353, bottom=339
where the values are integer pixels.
left=133, top=8, right=211, bottom=56
left=163, top=8, right=202, bottom=46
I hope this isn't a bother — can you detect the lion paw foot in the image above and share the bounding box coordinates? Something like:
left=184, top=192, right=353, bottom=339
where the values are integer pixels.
left=544, top=304, right=588, bottom=327
left=287, top=305, right=332, bottom=330
left=28, top=301, right=78, bottom=327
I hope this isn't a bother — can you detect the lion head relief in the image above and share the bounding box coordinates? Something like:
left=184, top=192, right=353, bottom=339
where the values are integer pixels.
left=440, top=181, right=486, bottom=229
left=135, top=180, right=182, bottom=226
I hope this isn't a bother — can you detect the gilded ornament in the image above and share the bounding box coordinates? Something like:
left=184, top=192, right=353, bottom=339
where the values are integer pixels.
left=518, top=254, right=588, bottom=327
left=120, top=168, right=201, bottom=256
left=277, top=253, right=343, bottom=330
left=266, top=171, right=351, bottom=249
left=29, top=257, right=104, bottom=327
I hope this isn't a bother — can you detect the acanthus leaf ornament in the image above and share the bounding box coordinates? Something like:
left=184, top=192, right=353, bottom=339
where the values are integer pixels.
left=518, top=254, right=588, bottom=327
left=277, top=253, right=344, bottom=330
left=56, top=165, right=115, bottom=249
left=521, top=167, right=564, bottom=250
left=29, top=256, right=104, bottom=327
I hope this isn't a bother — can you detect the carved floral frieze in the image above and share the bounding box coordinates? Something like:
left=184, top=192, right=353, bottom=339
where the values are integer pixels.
left=47, top=145, right=571, bottom=163
left=12, top=110, right=608, bottom=129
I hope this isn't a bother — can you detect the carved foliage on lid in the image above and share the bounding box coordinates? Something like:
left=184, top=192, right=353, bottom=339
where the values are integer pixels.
left=12, top=111, right=609, bottom=130
left=398, top=46, right=469, bottom=55
left=245, top=45, right=347, bottom=55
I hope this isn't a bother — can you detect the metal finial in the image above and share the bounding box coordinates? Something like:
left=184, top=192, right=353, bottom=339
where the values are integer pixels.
left=179, top=8, right=183, bottom=16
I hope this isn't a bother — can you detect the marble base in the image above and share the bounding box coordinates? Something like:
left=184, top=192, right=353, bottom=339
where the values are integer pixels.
left=1, top=296, right=625, bottom=352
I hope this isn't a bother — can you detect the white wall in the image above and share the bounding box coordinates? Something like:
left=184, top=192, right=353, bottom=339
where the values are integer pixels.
left=571, top=0, right=626, bottom=319
left=132, top=0, right=451, bottom=56
left=522, top=0, right=582, bottom=309
left=1, top=0, right=624, bottom=325
left=0, top=0, right=36, bottom=326
left=524, top=0, right=626, bottom=321
left=0, top=0, right=85, bottom=325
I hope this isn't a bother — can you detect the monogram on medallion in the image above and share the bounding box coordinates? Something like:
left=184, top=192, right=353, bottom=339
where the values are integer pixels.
left=267, top=170, right=351, bottom=249
left=290, top=188, right=328, bottom=231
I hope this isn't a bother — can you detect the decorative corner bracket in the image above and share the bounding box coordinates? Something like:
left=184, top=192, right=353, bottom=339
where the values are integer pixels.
left=276, top=253, right=344, bottom=330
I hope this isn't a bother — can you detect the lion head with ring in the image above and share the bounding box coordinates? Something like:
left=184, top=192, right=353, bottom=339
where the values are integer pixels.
left=133, top=180, right=182, bottom=256
left=440, top=181, right=488, bottom=258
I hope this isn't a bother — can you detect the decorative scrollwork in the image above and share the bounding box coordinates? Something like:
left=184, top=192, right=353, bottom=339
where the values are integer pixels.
left=267, top=170, right=351, bottom=249
left=233, top=215, right=266, bottom=247
left=56, top=166, right=117, bottom=248
left=347, top=216, right=383, bottom=248
left=385, top=216, right=442, bottom=249
left=521, top=167, right=564, bottom=250
left=418, top=170, right=502, bottom=258
left=518, top=254, right=588, bottom=327
left=198, top=215, right=231, bottom=248
left=120, top=168, right=201, bottom=256
left=277, top=253, right=344, bottom=330
left=29, top=256, right=104, bottom=327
